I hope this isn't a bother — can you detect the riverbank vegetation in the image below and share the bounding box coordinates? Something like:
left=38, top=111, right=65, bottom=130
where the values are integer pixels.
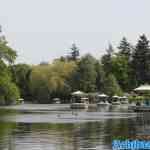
left=0, top=27, right=20, bottom=105
left=1, top=26, right=150, bottom=104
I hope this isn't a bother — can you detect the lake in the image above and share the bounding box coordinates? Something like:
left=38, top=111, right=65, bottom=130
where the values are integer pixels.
left=0, top=104, right=149, bottom=150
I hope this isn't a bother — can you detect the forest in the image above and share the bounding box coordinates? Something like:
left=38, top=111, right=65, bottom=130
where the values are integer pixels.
left=0, top=26, right=150, bottom=104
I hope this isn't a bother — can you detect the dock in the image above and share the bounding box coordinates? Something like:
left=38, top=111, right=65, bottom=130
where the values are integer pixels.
left=131, top=106, right=150, bottom=112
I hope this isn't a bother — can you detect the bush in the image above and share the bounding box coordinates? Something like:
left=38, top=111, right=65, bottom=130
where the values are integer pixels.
left=128, top=95, right=145, bottom=103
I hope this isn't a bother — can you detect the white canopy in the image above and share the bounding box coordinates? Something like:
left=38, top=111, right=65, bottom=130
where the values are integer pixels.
left=98, top=94, right=108, bottom=97
left=81, top=97, right=89, bottom=100
left=112, top=95, right=119, bottom=98
left=121, top=96, right=127, bottom=99
left=53, top=98, right=60, bottom=101
left=71, top=91, right=85, bottom=96
left=134, top=85, right=150, bottom=92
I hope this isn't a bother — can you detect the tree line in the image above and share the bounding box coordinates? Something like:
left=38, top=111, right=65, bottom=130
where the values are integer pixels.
left=0, top=26, right=150, bottom=104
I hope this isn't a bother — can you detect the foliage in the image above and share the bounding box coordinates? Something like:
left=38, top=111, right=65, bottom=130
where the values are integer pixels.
left=103, top=74, right=123, bottom=96
left=128, top=95, right=145, bottom=102
left=118, top=37, right=132, bottom=58
left=1, top=27, right=150, bottom=104
left=10, top=64, right=32, bottom=101
left=68, top=43, right=80, bottom=61
left=30, top=61, right=77, bottom=103
left=101, top=44, right=114, bottom=75
left=95, top=61, right=105, bottom=92
left=111, top=55, right=131, bottom=91
left=73, top=54, right=97, bottom=92
left=0, top=28, right=20, bottom=105
left=132, top=34, right=150, bottom=85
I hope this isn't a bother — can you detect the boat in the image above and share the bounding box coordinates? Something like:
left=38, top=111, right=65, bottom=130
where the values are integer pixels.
left=120, top=96, right=129, bottom=104
left=18, top=98, right=24, bottom=104
left=53, top=98, right=61, bottom=104
left=111, top=95, right=121, bottom=105
left=70, top=96, right=89, bottom=109
left=97, top=101, right=110, bottom=106
left=97, top=93, right=110, bottom=106
left=121, top=100, right=128, bottom=104
left=111, top=101, right=121, bottom=105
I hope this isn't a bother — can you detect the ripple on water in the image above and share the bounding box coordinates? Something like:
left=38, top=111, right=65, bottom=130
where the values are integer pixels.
left=1, top=110, right=137, bottom=123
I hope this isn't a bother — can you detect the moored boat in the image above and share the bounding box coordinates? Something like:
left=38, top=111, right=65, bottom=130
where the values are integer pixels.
left=97, top=101, right=110, bottom=106
left=97, top=93, right=110, bottom=106
left=120, top=96, right=129, bottom=105
left=111, top=95, right=121, bottom=105
left=121, top=100, right=128, bottom=104
left=70, top=91, right=89, bottom=109
left=111, top=101, right=121, bottom=105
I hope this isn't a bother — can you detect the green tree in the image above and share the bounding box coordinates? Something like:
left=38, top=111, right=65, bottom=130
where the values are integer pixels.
left=10, top=64, right=32, bottom=101
left=30, top=65, right=52, bottom=103
left=111, top=55, right=132, bottom=92
left=132, top=34, right=150, bottom=85
left=95, top=61, right=105, bottom=92
left=101, top=43, right=114, bottom=75
left=103, top=74, right=123, bottom=96
left=0, top=27, right=20, bottom=105
left=69, top=43, right=80, bottom=61
left=30, top=61, right=77, bottom=103
left=74, top=54, right=97, bottom=92
left=118, top=37, right=132, bottom=58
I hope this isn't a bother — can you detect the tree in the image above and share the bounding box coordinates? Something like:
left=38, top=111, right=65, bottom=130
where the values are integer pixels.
left=106, top=43, right=114, bottom=55
left=74, top=54, right=97, bottom=92
left=111, top=55, right=132, bottom=92
left=30, top=60, right=77, bottom=103
left=10, top=64, right=32, bottom=101
left=132, top=34, right=150, bottom=85
left=30, top=65, right=52, bottom=103
left=69, top=43, right=80, bottom=61
left=101, top=43, right=114, bottom=75
left=118, top=37, right=132, bottom=58
left=95, top=61, right=105, bottom=92
left=0, top=32, right=17, bottom=64
left=0, top=27, right=20, bottom=105
left=103, top=74, right=123, bottom=96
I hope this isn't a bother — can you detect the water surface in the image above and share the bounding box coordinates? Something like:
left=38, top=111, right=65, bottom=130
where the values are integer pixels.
left=0, top=104, right=149, bottom=150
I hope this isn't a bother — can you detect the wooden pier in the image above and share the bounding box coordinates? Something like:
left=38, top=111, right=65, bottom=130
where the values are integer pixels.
left=131, top=106, right=150, bottom=112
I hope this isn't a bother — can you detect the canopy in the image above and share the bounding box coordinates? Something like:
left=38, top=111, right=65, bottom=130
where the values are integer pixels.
left=81, top=97, right=89, bottom=100
left=112, top=95, right=119, bottom=98
left=121, top=96, right=127, bottom=99
left=53, top=98, right=60, bottom=101
left=134, top=85, right=150, bottom=92
left=71, top=91, right=85, bottom=96
left=98, top=94, right=108, bottom=97
left=18, top=98, right=24, bottom=101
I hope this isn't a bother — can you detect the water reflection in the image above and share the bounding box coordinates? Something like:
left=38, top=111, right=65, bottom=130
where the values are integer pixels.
left=0, top=104, right=149, bottom=150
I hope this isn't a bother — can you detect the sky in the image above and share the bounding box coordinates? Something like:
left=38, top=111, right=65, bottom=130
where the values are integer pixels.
left=0, top=0, right=150, bottom=64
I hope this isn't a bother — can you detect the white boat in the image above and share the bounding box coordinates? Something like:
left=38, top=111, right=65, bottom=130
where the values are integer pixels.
left=53, top=98, right=61, bottom=104
left=120, top=96, right=128, bottom=104
left=111, top=101, right=121, bottom=105
left=18, top=98, right=24, bottom=104
left=121, top=100, right=128, bottom=104
left=111, top=95, right=121, bottom=105
left=97, top=101, right=110, bottom=106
